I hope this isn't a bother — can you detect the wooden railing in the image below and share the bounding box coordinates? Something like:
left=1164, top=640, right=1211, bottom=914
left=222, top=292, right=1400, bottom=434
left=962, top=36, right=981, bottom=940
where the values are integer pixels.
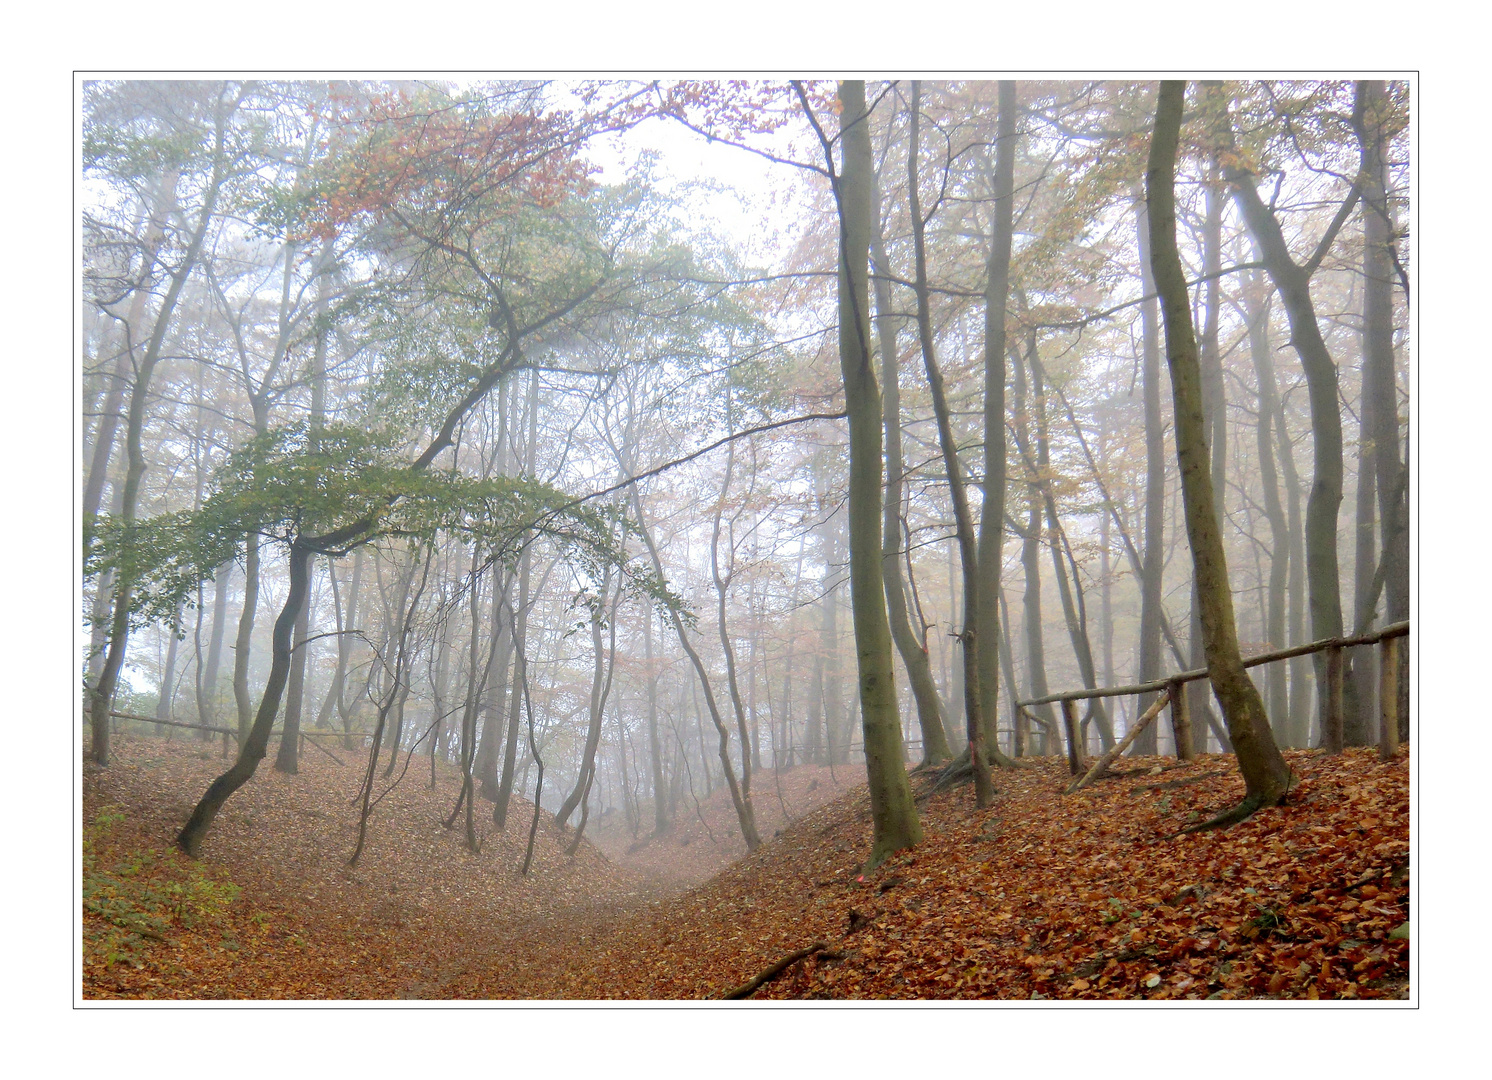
left=1012, top=621, right=1409, bottom=789
left=105, top=711, right=366, bottom=765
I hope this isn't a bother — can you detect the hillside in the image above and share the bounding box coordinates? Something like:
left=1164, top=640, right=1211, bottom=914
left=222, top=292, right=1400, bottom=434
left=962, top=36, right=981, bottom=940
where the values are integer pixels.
left=82, top=734, right=1409, bottom=1000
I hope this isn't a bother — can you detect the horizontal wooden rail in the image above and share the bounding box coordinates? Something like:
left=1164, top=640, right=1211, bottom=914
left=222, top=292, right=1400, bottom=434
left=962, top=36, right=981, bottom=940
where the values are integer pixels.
left=108, top=712, right=237, bottom=737
left=108, top=712, right=373, bottom=744
left=1017, top=621, right=1409, bottom=708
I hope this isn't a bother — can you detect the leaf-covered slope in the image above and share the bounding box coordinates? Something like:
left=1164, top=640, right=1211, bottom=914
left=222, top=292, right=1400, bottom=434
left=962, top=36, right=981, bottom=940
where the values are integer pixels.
left=532, top=749, right=1409, bottom=1000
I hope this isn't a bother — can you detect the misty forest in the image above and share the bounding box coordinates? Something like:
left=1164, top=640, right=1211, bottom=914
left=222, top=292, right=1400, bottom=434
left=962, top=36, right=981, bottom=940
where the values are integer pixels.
left=81, top=78, right=1410, bottom=1001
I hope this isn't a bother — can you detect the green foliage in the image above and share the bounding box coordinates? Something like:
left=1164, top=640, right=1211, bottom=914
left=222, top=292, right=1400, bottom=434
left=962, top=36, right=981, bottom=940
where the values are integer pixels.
left=86, top=419, right=676, bottom=637
left=82, top=807, right=242, bottom=969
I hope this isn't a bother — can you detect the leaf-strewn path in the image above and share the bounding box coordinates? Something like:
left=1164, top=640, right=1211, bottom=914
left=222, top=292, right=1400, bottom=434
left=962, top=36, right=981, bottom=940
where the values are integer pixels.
left=82, top=735, right=1408, bottom=1000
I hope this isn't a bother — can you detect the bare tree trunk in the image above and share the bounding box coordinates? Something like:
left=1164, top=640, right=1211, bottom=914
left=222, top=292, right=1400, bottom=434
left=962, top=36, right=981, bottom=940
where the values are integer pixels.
left=1244, top=273, right=1292, bottom=742
left=1223, top=94, right=1349, bottom=749
left=88, top=95, right=234, bottom=765
left=1133, top=195, right=1166, bottom=755
left=905, top=81, right=995, bottom=803
left=976, top=79, right=1019, bottom=769
left=632, top=489, right=760, bottom=851
left=870, top=176, right=955, bottom=766
left=557, top=565, right=617, bottom=828
left=824, top=79, right=922, bottom=863
left=1148, top=81, right=1291, bottom=816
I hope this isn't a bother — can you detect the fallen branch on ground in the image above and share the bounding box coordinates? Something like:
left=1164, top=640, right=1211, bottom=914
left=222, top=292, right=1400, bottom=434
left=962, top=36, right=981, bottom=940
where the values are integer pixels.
left=722, top=941, right=828, bottom=1000
left=1067, top=690, right=1171, bottom=794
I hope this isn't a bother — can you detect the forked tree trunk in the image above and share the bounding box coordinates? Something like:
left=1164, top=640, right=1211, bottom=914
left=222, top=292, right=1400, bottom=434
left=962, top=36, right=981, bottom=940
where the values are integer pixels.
left=1147, top=80, right=1291, bottom=816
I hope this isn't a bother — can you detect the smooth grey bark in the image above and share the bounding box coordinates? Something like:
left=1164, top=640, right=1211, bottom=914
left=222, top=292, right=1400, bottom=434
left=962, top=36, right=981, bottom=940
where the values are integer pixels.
left=1148, top=80, right=1291, bottom=812
left=1011, top=334, right=1056, bottom=752
left=823, top=78, right=921, bottom=863
left=155, top=604, right=184, bottom=732
left=199, top=562, right=231, bottom=733
left=1243, top=273, right=1292, bottom=741
left=904, top=80, right=993, bottom=803
left=709, top=423, right=755, bottom=812
left=975, top=79, right=1019, bottom=770
left=869, top=173, right=955, bottom=766
left=643, top=605, right=668, bottom=833
left=1133, top=195, right=1166, bottom=755
left=1221, top=95, right=1350, bottom=751
left=1354, top=79, right=1409, bottom=739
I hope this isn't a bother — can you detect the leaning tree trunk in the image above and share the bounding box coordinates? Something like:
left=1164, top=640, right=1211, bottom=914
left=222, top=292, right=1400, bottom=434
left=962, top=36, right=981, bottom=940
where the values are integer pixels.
left=179, top=542, right=312, bottom=856
left=1147, top=80, right=1292, bottom=817
left=830, top=79, right=923, bottom=863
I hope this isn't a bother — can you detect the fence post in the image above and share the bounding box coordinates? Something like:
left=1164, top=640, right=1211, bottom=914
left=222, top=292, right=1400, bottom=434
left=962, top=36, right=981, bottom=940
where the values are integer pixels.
left=1168, top=679, right=1193, bottom=761
left=1378, top=634, right=1400, bottom=760
left=1324, top=645, right=1345, bottom=753
left=1061, top=699, right=1083, bottom=777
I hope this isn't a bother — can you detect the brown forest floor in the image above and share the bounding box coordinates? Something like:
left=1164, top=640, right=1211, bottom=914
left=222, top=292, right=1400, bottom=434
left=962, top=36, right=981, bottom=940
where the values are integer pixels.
left=82, top=733, right=1409, bottom=1000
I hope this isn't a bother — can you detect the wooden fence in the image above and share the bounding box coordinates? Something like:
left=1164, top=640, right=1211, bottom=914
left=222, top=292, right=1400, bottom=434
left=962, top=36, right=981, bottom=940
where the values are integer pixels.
left=1013, top=621, right=1409, bottom=787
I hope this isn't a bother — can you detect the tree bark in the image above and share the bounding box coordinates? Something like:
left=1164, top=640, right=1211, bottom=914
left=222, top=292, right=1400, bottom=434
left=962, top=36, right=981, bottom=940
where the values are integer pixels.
left=88, top=92, right=235, bottom=766
left=1133, top=194, right=1166, bottom=755
left=831, top=80, right=923, bottom=863
left=1147, top=80, right=1292, bottom=812
left=975, top=79, right=1018, bottom=769
left=1222, top=94, right=1348, bottom=747
left=870, top=171, right=955, bottom=767
left=905, top=81, right=995, bottom=804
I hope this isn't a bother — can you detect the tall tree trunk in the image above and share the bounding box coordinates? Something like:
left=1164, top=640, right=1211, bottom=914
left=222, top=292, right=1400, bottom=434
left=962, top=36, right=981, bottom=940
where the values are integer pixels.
left=710, top=425, right=755, bottom=809
left=870, top=173, right=955, bottom=766
left=632, top=488, right=760, bottom=851
left=1222, top=95, right=1348, bottom=750
left=976, top=79, right=1019, bottom=769
left=199, top=562, right=231, bottom=734
left=1148, top=80, right=1292, bottom=812
left=829, top=79, right=922, bottom=863
left=155, top=604, right=183, bottom=731
left=1025, top=347, right=1113, bottom=751
left=88, top=97, right=234, bottom=765
left=1187, top=136, right=1228, bottom=749
left=1133, top=194, right=1167, bottom=755
left=1354, top=79, right=1409, bottom=738
left=274, top=585, right=313, bottom=774
left=905, top=81, right=995, bottom=803
left=557, top=566, right=616, bottom=829
left=1244, top=274, right=1292, bottom=741
left=1011, top=335, right=1057, bottom=751
left=644, top=606, right=668, bottom=833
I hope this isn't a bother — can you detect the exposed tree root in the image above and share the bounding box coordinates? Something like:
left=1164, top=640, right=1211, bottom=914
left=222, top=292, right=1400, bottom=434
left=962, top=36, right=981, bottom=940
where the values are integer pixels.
left=1175, top=792, right=1266, bottom=835
left=722, top=941, right=827, bottom=1000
